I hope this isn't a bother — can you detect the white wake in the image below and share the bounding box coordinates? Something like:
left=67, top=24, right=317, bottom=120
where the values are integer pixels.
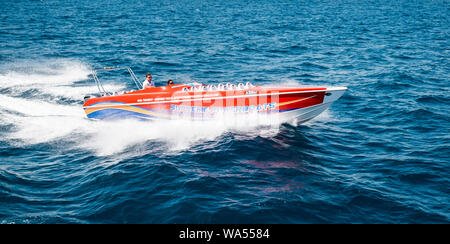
left=0, top=59, right=287, bottom=156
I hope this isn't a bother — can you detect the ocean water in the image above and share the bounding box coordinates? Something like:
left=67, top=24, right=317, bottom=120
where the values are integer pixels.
left=0, top=0, right=449, bottom=224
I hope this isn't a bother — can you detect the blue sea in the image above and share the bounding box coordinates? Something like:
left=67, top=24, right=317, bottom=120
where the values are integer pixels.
left=0, top=0, right=449, bottom=224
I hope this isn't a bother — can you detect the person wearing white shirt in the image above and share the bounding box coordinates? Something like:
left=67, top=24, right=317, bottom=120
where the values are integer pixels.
left=142, top=73, right=155, bottom=89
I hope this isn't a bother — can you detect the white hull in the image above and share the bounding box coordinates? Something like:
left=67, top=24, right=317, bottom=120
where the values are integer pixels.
left=279, top=87, right=345, bottom=124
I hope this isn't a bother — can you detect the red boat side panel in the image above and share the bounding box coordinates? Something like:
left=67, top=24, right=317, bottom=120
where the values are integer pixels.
left=82, top=85, right=328, bottom=120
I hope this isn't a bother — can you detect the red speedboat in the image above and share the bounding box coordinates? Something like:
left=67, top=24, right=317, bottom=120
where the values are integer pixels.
left=82, top=67, right=346, bottom=123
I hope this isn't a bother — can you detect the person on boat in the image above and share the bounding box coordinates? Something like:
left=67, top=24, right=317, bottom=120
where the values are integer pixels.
left=167, top=79, right=174, bottom=86
left=142, top=73, right=155, bottom=89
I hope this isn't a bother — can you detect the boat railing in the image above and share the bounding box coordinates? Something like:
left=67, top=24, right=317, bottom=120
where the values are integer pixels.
left=182, top=82, right=253, bottom=92
left=91, top=67, right=142, bottom=96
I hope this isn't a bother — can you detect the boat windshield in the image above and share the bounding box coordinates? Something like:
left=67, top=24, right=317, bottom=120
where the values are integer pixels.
left=91, top=67, right=142, bottom=96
